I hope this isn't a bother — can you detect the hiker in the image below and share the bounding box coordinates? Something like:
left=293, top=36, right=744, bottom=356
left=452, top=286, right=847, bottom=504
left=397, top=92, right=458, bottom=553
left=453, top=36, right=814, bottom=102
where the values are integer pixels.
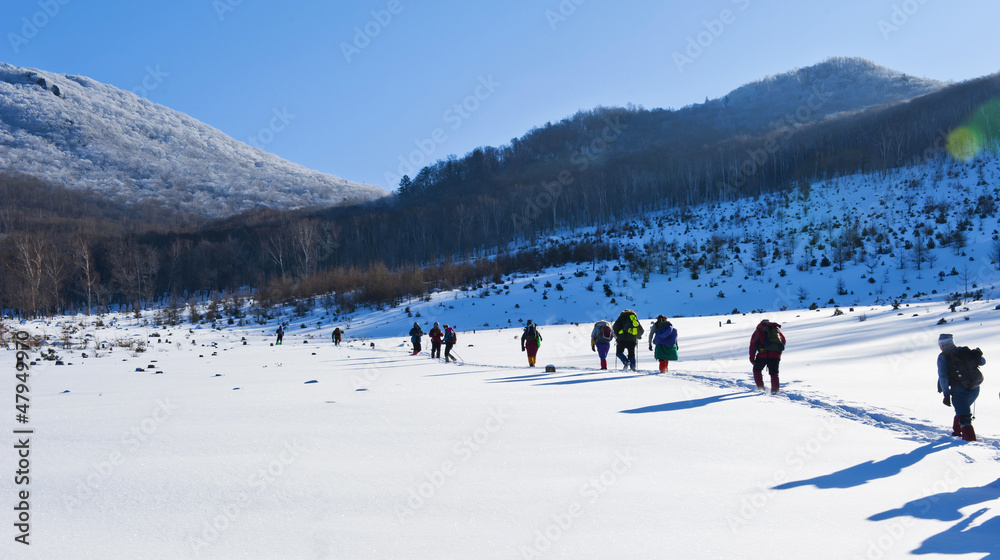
left=409, top=322, right=424, bottom=355
left=428, top=322, right=443, bottom=358
left=648, top=315, right=678, bottom=374
left=275, top=325, right=284, bottom=345
left=332, top=327, right=342, bottom=346
left=612, top=309, right=644, bottom=371
left=749, top=319, right=786, bottom=393
left=443, top=324, right=458, bottom=362
left=590, top=319, right=614, bottom=370
left=937, top=333, right=985, bottom=442
left=521, top=320, right=542, bottom=367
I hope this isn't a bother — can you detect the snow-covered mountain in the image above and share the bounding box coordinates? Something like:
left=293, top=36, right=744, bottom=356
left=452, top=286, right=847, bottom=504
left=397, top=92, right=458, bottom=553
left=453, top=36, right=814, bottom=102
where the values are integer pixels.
left=710, top=57, right=946, bottom=133
left=0, top=63, right=386, bottom=218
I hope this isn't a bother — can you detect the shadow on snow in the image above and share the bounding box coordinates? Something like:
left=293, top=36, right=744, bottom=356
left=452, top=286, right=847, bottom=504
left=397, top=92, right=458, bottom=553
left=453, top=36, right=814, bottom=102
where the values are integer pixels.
left=869, top=477, right=1000, bottom=558
left=619, top=391, right=759, bottom=414
left=773, top=437, right=961, bottom=490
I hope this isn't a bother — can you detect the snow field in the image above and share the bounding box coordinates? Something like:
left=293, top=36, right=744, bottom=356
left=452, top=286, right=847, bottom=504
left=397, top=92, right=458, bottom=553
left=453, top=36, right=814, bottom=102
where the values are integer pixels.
left=2, top=299, right=998, bottom=559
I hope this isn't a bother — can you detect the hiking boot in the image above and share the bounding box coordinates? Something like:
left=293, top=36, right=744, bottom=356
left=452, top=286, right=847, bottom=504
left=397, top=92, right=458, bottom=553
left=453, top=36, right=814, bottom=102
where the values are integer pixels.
left=952, top=415, right=962, bottom=437
left=961, top=424, right=977, bottom=442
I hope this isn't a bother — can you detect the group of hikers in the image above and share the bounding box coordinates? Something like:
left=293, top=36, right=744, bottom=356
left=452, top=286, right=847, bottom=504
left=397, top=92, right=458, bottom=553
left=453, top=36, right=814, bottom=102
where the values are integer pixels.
left=586, top=310, right=678, bottom=374
left=409, top=322, right=458, bottom=362
left=277, top=312, right=988, bottom=443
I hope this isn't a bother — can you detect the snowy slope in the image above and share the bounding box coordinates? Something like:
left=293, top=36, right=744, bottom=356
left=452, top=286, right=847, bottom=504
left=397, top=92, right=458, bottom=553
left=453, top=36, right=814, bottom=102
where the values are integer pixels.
left=316, top=152, right=1000, bottom=345
left=1, top=296, right=998, bottom=559
left=0, top=63, right=386, bottom=218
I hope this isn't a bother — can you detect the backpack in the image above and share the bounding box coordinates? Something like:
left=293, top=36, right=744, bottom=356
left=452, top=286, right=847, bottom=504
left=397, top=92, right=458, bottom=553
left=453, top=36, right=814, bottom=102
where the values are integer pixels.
left=617, top=312, right=639, bottom=337
left=526, top=324, right=541, bottom=346
left=759, top=324, right=784, bottom=353
left=653, top=324, right=674, bottom=346
left=596, top=323, right=613, bottom=343
left=445, top=329, right=456, bottom=344
left=947, top=347, right=985, bottom=390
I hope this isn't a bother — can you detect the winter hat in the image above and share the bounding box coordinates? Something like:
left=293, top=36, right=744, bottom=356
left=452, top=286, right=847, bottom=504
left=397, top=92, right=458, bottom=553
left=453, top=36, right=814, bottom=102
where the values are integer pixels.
left=938, top=333, right=954, bottom=346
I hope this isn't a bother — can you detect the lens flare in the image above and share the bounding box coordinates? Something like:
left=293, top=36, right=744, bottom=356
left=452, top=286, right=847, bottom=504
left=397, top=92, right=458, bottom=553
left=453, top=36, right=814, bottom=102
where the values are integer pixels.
left=947, top=98, right=1000, bottom=161
left=947, top=126, right=981, bottom=161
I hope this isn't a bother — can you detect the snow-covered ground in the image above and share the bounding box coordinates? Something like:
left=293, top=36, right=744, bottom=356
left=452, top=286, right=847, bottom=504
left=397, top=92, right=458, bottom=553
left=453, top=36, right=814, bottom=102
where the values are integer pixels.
left=2, top=293, right=998, bottom=559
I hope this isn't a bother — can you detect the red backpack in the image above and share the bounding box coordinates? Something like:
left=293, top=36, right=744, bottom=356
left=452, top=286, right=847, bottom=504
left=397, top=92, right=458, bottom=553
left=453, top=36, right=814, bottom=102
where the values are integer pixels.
left=597, top=323, right=613, bottom=343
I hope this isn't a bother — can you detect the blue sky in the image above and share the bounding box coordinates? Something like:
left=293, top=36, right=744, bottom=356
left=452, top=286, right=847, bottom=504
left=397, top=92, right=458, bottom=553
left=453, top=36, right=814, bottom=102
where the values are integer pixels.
left=5, top=0, right=1000, bottom=191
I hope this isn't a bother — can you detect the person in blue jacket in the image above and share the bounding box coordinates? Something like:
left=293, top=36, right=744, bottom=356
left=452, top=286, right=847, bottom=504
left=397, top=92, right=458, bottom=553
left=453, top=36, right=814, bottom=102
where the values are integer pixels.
left=409, top=322, right=424, bottom=355
left=648, top=315, right=678, bottom=374
left=937, top=333, right=985, bottom=442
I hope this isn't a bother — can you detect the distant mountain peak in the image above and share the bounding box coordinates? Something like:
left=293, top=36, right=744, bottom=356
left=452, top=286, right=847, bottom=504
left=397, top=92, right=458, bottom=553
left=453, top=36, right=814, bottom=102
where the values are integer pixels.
left=0, top=62, right=386, bottom=219
left=707, top=57, right=945, bottom=133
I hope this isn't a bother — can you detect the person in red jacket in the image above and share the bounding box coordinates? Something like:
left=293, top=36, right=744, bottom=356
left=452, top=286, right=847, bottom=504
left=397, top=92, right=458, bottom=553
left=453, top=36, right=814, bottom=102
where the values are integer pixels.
left=428, top=322, right=443, bottom=359
left=749, top=319, right=786, bottom=393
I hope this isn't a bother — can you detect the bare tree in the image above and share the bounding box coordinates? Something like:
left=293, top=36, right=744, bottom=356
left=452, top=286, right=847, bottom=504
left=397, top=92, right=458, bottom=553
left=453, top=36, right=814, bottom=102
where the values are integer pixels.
left=42, top=239, right=71, bottom=314
left=108, top=238, right=158, bottom=313
left=10, top=234, right=46, bottom=316
left=75, top=237, right=100, bottom=316
left=165, top=239, right=192, bottom=295
left=290, top=219, right=320, bottom=280
left=751, top=235, right=768, bottom=273
left=262, top=226, right=290, bottom=277
left=910, top=232, right=926, bottom=270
